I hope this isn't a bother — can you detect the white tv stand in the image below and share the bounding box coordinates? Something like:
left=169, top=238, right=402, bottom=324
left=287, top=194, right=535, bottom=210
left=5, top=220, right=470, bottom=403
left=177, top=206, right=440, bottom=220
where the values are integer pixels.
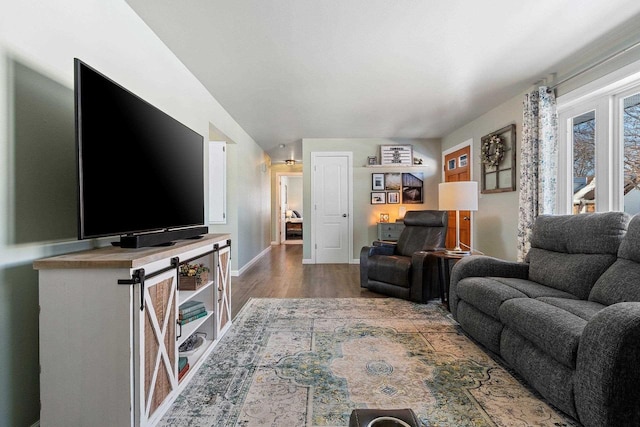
left=34, top=233, right=231, bottom=426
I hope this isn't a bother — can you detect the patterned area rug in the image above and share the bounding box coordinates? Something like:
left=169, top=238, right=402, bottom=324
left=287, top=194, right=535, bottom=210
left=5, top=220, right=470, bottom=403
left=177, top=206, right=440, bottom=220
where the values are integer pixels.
left=159, top=298, right=578, bottom=427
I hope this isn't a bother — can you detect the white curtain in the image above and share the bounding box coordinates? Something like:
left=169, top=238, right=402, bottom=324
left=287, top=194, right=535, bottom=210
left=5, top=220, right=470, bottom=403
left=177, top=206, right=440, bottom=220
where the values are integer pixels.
left=517, top=86, right=558, bottom=261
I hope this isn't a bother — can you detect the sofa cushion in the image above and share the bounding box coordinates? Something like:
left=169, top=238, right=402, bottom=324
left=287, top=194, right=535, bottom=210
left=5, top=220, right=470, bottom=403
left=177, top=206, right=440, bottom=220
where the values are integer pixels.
left=499, top=298, right=587, bottom=369
left=589, top=259, right=640, bottom=305
left=456, top=277, right=527, bottom=319
left=492, top=278, right=578, bottom=299
left=528, top=249, right=616, bottom=299
left=526, top=212, right=629, bottom=299
left=618, top=214, right=640, bottom=263
left=530, top=212, right=629, bottom=255
left=589, top=215, right=640, bottom=305
left=456, top=277, right=577, bottom=319
left=367, top=255, right=411, bottom=288
left=536, top=297, right=606, bottom=322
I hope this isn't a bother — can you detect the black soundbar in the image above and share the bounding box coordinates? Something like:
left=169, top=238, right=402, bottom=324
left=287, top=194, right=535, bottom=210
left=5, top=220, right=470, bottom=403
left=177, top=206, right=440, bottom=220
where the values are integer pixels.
left=114, top=226, right=209, bottom=248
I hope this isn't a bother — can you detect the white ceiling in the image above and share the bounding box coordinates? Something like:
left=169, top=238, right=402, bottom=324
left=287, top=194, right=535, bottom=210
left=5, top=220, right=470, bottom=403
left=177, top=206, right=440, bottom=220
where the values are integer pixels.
left=126, top=0, right=640, bottom=163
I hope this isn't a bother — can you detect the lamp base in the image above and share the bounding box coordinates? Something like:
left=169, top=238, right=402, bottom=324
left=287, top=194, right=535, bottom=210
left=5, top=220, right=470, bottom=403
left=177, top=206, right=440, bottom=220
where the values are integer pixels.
left=445, top=248, right=471, bottom=256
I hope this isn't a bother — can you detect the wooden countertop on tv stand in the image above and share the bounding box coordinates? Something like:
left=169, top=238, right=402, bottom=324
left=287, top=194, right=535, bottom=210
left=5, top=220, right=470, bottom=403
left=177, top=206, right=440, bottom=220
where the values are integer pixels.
left=33, top=233, right=231, bottom=270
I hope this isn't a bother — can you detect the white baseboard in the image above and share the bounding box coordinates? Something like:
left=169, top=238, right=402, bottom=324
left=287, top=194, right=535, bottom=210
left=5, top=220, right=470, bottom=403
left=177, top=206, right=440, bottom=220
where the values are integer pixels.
left=232, top=245, right=272, bottom=276
left=302, top=258, right=360, bottom=264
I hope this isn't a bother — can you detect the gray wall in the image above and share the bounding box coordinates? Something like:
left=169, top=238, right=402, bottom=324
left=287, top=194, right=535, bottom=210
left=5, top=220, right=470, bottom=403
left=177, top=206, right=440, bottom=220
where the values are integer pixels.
left=441, top=95, right=523, bottom=261
left=0, top=2, right=269, bottom=425
left=440, top=23, right=640, bottom=261
left=301, top=138, right=441, bottom=262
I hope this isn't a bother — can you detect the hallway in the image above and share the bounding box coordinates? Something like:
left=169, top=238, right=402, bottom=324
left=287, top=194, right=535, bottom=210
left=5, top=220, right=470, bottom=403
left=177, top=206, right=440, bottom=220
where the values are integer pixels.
left=231, top=244, right=386, bottom=318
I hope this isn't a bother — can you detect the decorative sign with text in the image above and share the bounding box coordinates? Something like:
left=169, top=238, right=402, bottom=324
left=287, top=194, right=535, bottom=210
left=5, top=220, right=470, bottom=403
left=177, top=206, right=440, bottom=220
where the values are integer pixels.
left=380, top=145, right=413, bottom=165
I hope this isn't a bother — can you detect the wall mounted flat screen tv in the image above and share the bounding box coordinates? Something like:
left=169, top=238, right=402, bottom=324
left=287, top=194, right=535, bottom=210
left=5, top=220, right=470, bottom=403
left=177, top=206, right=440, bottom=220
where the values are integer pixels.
left=75, top=59, right=206, bottom=247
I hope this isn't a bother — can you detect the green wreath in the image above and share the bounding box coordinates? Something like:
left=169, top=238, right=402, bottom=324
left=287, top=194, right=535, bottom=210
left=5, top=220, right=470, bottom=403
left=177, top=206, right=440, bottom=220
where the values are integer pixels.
left=481, top=135, right=505, bottom=167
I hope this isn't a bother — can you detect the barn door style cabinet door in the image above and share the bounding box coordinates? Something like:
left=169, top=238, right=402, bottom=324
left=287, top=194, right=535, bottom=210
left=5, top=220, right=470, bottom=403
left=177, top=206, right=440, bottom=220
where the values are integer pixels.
left=136, top=267, right=179, bottom=425
left=215, top=240, right=232, bottom=336
left=35, top=234, right=231, bottom=427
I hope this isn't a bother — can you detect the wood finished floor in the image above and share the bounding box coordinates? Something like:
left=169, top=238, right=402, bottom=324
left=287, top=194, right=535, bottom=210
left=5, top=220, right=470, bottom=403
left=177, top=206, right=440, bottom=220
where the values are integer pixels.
left=231, top=244, right=386, bottom=318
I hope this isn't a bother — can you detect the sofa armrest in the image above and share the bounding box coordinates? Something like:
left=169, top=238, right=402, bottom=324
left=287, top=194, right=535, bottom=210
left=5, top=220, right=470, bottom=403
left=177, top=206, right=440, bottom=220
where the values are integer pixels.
left=574, top=302, right=640, bottom=427
left=449, top=255, right=529, bottom=317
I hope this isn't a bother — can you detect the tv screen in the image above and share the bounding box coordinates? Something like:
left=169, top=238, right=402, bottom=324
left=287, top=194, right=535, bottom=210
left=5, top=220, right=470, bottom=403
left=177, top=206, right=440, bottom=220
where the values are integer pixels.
left=75, top=59, right=205, bottom=243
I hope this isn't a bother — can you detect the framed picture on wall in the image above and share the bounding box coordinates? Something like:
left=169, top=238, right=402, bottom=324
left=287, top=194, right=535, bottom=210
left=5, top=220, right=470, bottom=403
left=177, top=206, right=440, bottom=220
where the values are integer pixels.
left=384, top=173, right=402, bottom=190
left=380, top=144, right=413, bottom=165
left=371, top=192, right=386, bottom=204
left=481, top=124, right=516, bottom=194
left=387, top=192, right=400, bottom=204
left=402, top=172, right=424, bottom=204
left=372, top=173, right=385, bottom=190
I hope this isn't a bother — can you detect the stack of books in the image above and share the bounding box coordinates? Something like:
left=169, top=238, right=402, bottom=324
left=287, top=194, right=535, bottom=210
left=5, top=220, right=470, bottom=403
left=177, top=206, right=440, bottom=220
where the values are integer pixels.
left=178, top=300, right=207, bottom=325
left=178, top=356, right=189, bottom=381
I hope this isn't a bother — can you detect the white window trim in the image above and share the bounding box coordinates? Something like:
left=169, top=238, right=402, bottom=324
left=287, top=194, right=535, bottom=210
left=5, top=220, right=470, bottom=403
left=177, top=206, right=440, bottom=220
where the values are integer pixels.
left=557, top=58, right=640, bottom=214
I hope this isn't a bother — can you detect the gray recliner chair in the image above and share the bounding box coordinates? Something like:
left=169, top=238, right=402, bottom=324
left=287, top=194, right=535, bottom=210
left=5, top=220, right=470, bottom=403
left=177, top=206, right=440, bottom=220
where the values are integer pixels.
left=360, top=210, right=447, bottom=302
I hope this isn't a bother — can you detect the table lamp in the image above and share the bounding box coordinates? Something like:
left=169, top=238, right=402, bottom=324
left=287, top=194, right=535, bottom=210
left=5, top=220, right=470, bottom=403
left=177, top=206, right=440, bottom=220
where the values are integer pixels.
left=438, top=181, right=478, bottom=255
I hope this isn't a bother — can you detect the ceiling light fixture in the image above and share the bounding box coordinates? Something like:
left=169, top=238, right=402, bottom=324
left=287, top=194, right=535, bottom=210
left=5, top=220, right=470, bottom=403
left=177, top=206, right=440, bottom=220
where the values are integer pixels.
left=285, top=159, right=296, bottom=166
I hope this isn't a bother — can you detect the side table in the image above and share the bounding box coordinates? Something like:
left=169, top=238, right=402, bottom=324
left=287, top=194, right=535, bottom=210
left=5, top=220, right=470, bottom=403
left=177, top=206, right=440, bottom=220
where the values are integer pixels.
left=430, top=250, right=477, bottom=309
left=377, top=222, right=405, bottom=241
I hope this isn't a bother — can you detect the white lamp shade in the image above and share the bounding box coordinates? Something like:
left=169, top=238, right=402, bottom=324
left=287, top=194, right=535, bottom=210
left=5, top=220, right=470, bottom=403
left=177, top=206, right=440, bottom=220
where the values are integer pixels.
left=439, top=181, right=478, bottom=211
left=398, top=206, right=407, bottom=219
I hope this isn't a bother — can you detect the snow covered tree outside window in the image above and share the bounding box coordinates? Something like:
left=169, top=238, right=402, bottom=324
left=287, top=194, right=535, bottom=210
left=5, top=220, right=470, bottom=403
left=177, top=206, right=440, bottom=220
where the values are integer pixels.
left=623, top=93, right=640, bottom=215
left=572, top=111, right=596, bottom=214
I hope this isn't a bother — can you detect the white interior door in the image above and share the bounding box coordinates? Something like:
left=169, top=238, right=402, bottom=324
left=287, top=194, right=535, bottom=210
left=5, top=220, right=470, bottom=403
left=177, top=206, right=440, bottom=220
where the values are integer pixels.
left=312, top=152, right=352, bottom=263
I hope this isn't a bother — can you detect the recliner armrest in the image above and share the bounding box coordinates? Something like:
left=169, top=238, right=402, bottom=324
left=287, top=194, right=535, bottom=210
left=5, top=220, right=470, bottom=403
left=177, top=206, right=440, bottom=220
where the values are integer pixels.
left=364, top=243, right=396, bottom=257
left=372, top=240, right=398, bottom=248
left=409, top=250, right=438, bottom=303
left=359, top=244, right=397, bottom=289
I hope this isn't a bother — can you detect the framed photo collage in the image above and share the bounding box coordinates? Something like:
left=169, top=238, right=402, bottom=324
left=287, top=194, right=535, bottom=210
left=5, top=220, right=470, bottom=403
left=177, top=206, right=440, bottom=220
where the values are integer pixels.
left=371, top=172, right=424, bottom=205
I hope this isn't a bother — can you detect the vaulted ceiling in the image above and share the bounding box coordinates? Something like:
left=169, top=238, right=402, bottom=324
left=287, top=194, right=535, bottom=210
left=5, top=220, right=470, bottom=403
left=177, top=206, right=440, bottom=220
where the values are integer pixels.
left=126, top=0, right=640, bottom=163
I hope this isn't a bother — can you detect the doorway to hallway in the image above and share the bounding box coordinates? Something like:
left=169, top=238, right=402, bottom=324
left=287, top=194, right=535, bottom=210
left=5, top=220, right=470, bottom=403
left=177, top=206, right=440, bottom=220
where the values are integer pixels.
left=277, top=172, right=303, bottom=245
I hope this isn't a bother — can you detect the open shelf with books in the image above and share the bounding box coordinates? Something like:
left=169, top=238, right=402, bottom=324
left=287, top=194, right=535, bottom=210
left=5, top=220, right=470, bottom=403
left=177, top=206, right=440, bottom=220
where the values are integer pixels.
left=176, top=250, right=216, bottom=379
left=177, top=328, right=214, bottom=384
left=177, top=309, right=213, bottom=347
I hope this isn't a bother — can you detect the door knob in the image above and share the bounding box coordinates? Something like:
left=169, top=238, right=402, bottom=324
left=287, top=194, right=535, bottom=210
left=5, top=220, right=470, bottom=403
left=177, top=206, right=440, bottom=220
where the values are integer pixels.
left=342, top=214, right=348, bottom=217
left=463, top=216, right=470, bottom=221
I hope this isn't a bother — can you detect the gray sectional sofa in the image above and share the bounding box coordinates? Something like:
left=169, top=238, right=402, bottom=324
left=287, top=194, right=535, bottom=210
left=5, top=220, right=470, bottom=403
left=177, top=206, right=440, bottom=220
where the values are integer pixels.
left=449, top=212, right=640, bottom=427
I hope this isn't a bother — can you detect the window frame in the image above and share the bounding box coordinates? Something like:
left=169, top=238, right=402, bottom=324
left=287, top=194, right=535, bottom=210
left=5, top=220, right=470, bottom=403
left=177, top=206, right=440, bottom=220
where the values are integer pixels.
left=557, top=59, right=640, bottom=214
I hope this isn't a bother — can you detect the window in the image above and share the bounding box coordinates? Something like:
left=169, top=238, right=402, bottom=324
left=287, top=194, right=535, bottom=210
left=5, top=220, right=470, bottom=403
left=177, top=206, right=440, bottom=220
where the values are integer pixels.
left=622, top=92, right=640, bottom=215
left=557, top=60, right=640, bottom=215
left=571, top=110, right=597, bottom=213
